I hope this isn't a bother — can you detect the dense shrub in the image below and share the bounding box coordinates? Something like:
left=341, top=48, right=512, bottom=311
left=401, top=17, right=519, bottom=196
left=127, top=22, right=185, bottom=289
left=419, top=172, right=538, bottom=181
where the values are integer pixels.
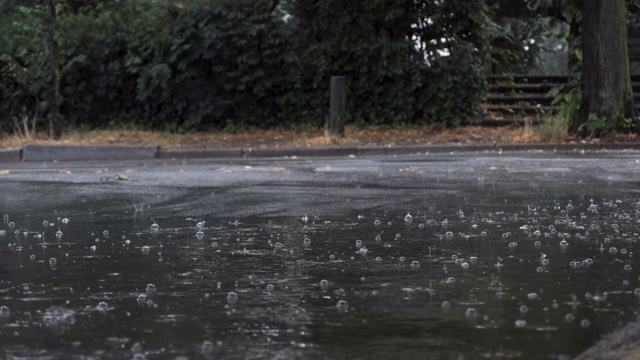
left=0, top=0, right=493, bottom=134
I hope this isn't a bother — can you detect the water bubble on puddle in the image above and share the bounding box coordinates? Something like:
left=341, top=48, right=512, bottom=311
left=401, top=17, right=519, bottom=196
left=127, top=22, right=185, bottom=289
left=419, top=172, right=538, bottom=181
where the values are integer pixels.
left=404, top=213, right=413, bottom=223
left=29, top=254, right=36, bottom=261
left=0, top=305, right=9, bottom=317
left=329, top=254, right=336, bottom=261
left=528, top=293, right=538, bottom=300
left=419, top=223, right=425, bottom=229
left=301, top=214, right=309, bottom=223
left=442, top=301, right=451, bottom=308
left=559, top=240, right=569, bottom=247
left=137, top=294, right=147, bottom=306
left=520, top=305, right=528, bottom=314
left=49, top=257, right=57, bottom=267
left=266, top=284, right=275, bottom=293
left=580, top=319, right=591, bottom=329
left=374, top=234, right=382, bottom=241
left=355, top=239, right=362, bottom=248
left=212, top=242, right=218, bottom=247
left=336, top=300, right=349, bottom=312
left=534, top=241, right=542, bottom=248
left=565, top=313, right=575, bottom=322
left=541, top=259, right=550, bottom=266
left=201, top=340, right=214, bottom=355
left=8, top=221, right=15, bottom=230
left=302, top=237, right=312, bottom=247
left=131, top=342, right=143, bottom=354
left=274, top=242, right=283, bottom=251
left=445, top=277, right=456, bottom=284
left=375, top=256, right=382, bottom=262
left=411, top=261, right=420, bottom=269
left=536, top=267, right=544, bottom=273
left=320, top=279, right=329, bottom=291
left=142, top=246, right=150, bottom=255
left=465, top=308, right=477, bottom=320
left=90, top=245, right=97, bottom=252
left=150, top=221, right=160, bottom=231
left=624, top=264, right=632, bottom=272
left=96, top=301, right=109, bottom=312
left=55, top=230, right=63, bottom=240
left=42, top=220, right=49, bottom=227
left=399, top=256, right=406, bottom=262
left=196, top=231, right=204, bottom=240
left=146, top=283, right=157, bottom=295
left=227, top=292, right=238, bottom=304
left=42, top=306, right=75, bottom=333
left=445, top=231, right=454, bottom=240
left=395, top=233, right=402, bottom=240
left=61, top=217, right=69, bottom=225
left=515, top=319, right=527, bottom=328
left=461, top=262, right=469, bottom=270
left=374, top=219, right=381, bottom=226
left=508, top=242, right=517, bottom=249
left=610, top=247, right=619, bottom=255
left=480, top=231, right=487, bottom=237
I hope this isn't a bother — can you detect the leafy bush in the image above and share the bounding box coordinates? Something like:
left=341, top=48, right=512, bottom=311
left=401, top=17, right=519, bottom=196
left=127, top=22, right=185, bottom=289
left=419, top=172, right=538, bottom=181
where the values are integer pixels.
left=0, top=0, right=493, bottom=134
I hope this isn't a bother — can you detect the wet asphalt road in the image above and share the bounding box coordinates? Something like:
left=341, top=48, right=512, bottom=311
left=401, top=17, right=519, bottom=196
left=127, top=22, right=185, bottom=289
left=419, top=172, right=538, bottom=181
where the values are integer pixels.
left=1, top=151, right=639, bottom=220
left=2, top=150, right=640, bottom=359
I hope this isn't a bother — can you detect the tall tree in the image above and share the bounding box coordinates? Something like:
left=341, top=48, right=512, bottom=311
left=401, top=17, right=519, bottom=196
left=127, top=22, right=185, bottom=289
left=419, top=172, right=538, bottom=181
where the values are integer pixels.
left=575, top=0, right=637, bottom=135
left=46, top=0, right=61, bottom=140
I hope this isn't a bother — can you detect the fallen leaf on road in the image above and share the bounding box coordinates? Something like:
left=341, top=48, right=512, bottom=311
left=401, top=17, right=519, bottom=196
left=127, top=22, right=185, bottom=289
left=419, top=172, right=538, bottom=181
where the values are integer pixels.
left=115, top=174, right=128, bottom=180
left=0, top=170, right=9, bottom=174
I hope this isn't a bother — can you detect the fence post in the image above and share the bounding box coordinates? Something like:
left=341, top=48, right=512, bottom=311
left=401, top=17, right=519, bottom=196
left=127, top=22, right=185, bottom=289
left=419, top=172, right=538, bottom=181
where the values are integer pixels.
left=327, top=76, right=346, bottom=137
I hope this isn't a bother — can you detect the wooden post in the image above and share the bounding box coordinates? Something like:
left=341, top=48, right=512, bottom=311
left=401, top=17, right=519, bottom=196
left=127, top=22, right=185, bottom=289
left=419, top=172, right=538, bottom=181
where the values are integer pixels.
left=327, top=76, right=346, bottom=137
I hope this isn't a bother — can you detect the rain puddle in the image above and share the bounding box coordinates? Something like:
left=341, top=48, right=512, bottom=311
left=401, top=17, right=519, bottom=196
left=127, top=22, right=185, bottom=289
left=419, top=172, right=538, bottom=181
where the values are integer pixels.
left=1, top=191, right=640, bottom=359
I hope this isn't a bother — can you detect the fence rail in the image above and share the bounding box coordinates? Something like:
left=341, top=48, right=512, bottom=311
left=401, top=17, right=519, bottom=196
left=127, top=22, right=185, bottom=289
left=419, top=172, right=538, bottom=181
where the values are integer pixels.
left=479, top=74, right=640, bottom=125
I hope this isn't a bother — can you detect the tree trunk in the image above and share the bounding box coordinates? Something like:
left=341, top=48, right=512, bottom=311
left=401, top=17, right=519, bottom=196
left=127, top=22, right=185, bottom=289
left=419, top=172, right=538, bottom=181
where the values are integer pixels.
left=574, top=0, right=636, bottom=136
left=46, top=0, right=61, bottom=140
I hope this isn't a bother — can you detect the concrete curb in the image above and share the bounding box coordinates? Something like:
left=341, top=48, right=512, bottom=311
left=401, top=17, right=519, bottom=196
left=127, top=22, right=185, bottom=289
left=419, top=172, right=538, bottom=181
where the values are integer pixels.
left=495, top=143, right=602, bottom=152
left=0, top=148, right=22, bottom=163
left=2, top=142, right=640, bottom=163
left=357, top=144, right=496, bottom=156
left=243, top=146, right=357, bottom=158
left=158, top=148, right=243, bottom=159
left=601, top=142, right=640, bottom=150
left=22, top=144, right=158, bottom=162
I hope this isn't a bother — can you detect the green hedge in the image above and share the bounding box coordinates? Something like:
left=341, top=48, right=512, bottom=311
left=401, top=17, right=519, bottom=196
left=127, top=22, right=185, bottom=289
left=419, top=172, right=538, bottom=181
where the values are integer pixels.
left=0, top=0, right=490, bottom=133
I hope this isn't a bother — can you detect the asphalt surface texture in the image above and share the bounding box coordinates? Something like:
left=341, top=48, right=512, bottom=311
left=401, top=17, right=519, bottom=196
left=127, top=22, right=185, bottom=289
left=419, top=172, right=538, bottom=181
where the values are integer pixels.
left=1, top=146, right=640, bottom=359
